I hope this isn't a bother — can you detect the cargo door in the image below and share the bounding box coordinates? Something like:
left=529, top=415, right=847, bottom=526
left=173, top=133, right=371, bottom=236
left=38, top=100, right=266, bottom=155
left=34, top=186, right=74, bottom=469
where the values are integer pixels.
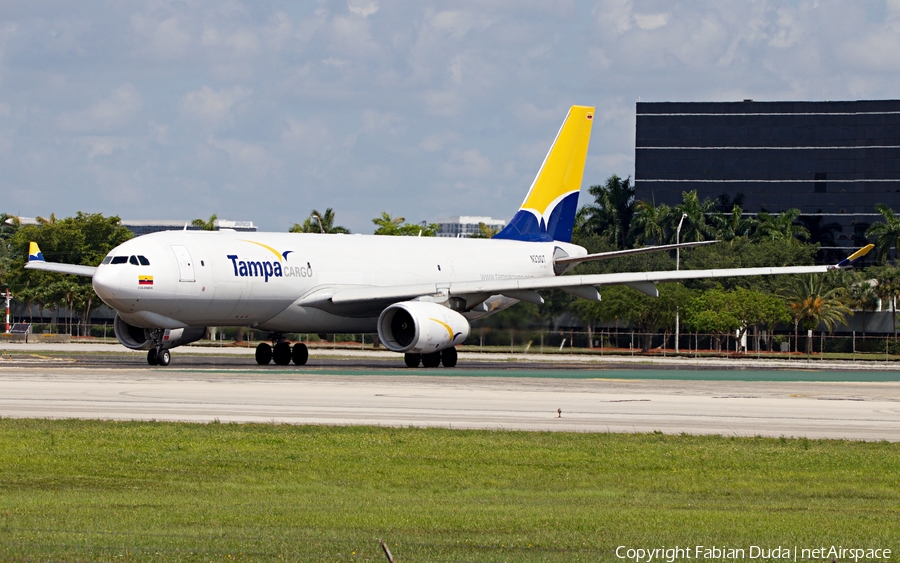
left=171, top=245, right=195, bottom=282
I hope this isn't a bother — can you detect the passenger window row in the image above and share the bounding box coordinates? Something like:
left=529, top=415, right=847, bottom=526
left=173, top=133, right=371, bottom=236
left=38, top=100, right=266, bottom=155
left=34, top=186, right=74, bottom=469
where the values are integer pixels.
left=102, top=255, right=150, bottom=266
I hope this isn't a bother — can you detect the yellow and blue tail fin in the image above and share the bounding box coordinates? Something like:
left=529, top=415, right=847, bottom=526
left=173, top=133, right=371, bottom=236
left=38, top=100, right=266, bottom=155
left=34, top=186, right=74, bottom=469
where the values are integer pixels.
left=494, top=105, right=594, bottom=243
left=28, top=242, right=45, bottom=261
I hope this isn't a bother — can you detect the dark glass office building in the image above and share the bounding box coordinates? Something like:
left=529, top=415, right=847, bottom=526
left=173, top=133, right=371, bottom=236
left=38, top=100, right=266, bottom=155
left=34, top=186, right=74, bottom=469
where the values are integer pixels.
left=634, top=100, right=900, bottom=250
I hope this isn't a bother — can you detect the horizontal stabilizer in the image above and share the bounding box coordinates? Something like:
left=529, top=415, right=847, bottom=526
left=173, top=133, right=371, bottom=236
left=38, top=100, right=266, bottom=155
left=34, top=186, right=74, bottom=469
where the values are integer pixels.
left=832, top=243, right=875, bottom=269
left=555, top=240, right=719, bottom=266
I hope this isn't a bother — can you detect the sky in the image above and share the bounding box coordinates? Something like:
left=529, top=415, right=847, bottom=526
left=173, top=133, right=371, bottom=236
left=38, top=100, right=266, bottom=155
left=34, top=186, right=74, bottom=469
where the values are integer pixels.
left=1, top=0, right=899, bottom=233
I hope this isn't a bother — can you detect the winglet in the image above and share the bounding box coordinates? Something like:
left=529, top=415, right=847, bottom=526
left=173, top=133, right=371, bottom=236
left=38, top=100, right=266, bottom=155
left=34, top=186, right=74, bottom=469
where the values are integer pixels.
left=494, top=105, right=594, bottom=243
left=28, top=242, right=45, bottom=262
left=831, top=244, right=875, bottom=269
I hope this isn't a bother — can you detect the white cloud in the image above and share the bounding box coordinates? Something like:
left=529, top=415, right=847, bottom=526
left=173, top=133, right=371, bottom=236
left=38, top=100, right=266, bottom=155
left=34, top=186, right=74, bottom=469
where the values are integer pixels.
left=634, top=13, right=668, bottom=31
left=1, top=1, right=899, bottom=232
left=439, top=149, right=491, bottom=178
left=180, top=86, right=252, bottom=126
left=360, top=110, right=404, bottom=134
left=207, top=136, right=279, bottom=176
left=348, top=0, right=379, bottom=18
left=130, top=14, right=192, bottom=59
left=81, top=136, right=131, bottom=159
left=280, top=117, right=336, bottom=160
left=419, top=132, right=458, bottom=152
left=58, top=85, right=142, bottom=132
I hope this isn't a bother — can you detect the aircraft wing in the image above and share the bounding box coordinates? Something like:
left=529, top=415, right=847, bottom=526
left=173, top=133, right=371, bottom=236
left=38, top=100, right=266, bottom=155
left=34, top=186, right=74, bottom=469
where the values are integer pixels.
left=321, top=264, right=829, bottom=306
left=23, top=242, right=97, bottom=277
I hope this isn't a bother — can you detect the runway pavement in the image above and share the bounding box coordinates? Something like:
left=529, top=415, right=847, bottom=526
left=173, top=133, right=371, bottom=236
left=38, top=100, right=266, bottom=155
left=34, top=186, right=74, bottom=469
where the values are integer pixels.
left=2, top=346, right=900, bottom=440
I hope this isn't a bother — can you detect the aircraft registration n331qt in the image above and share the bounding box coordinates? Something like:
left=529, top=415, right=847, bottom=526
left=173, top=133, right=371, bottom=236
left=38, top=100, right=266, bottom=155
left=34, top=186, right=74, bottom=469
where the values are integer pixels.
left=27, top=105, right=873, bottom=367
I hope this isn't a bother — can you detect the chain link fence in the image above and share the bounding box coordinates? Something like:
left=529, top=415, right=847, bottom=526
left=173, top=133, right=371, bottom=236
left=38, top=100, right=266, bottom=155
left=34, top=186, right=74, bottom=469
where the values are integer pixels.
left=5, top=322, right=900, bottom=361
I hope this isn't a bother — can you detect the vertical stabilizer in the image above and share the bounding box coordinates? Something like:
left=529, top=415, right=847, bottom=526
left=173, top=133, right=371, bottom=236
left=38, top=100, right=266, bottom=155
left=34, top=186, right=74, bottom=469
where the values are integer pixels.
left=494, top=105, right=594, bottom=242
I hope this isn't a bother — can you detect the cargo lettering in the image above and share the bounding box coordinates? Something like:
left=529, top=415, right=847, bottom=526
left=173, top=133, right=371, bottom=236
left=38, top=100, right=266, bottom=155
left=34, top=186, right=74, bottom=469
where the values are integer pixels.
left=227, top=255, right=312, bottom=282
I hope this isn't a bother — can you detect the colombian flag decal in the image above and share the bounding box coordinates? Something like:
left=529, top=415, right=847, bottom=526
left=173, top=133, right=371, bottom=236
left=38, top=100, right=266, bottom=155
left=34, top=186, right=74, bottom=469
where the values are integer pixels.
left=138, top=275, right=154, bottom=286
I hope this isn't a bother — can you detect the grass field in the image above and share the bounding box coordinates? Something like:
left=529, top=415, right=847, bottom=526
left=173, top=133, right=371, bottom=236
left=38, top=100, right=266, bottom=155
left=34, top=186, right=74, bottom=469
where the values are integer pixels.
left=1, top=419, right=898, bottom=562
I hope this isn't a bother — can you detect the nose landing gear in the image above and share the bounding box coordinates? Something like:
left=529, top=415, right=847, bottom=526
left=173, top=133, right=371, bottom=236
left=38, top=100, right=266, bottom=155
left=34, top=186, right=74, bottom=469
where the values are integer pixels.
left=255, top=334, right=309, bottom=366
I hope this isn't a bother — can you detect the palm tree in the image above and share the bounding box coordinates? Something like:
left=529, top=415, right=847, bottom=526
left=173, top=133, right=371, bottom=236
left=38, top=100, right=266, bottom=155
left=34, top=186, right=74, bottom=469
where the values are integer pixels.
left=191, top=214, right=217, bottom=231
left=372, top=212, right=406, bottom=235
left=630, top=200, right=671, bottom=245
left=469, top=222, right=501, bottom=239
left=847, top=276, right=879, bottom=337
left=711, top=204, right=755, bottom=242
left=871, top=266, right=900, bottom=340
left=290, top=208, right=349, bottom=234
left=579, top=175, right=635, bottom=249
left=36, top=213, right=58, bottom=226
left=672, top=190, right=716, bottom=242
left=779, top=275, right=852, bottom=353
left=752, top=209, right=809, bottom=243
left=866, top=203, right=900, bottom=263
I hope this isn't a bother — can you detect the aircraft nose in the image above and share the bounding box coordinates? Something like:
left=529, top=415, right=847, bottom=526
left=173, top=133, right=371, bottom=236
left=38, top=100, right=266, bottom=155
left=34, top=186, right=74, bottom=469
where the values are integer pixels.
left=92, top=266, right=120, bottom=303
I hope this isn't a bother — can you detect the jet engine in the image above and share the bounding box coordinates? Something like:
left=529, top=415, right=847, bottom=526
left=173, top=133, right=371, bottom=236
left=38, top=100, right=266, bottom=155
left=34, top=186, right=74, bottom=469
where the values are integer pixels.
left=113, top=314, right=206, bottom=350
left=377, top=301, right=470, bottom=354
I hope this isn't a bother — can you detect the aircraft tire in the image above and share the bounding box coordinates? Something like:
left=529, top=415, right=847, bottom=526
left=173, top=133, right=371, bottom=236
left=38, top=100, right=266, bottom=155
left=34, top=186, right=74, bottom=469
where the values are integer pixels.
left=292, top=343, right=309, bottom=365
left=147, top=349, right=159, bottom=366
left=422, top=352, right=441, bottom=368
left=255, top=343, right=273, bottom=365
left=441, top=347, right=458, bottom=368
left=404, top=353, right=421, bottom=368
left=158, top=349, right=171, bottom=366
left=273, top=342, right=292, bottom=366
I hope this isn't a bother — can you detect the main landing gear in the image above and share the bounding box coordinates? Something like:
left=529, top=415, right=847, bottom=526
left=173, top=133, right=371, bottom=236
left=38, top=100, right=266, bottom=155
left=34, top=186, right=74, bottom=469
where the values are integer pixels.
left=256, top=334, right=309, bottom=366
left=404, top=347, right=457, bottom=368
left=147, top=348, right=170, bottom=366
left=146, top=329, right=170, bottom=366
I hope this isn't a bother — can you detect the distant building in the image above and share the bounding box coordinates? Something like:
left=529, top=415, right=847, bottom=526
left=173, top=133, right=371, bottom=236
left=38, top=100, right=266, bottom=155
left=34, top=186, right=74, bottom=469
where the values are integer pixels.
left=634, top=99, right=900, bottom=251
left=122, top=219, right=257, bottom=236
left=435, top=216, right=506, bottom=238
left=11, top=217, right=257, bottom=236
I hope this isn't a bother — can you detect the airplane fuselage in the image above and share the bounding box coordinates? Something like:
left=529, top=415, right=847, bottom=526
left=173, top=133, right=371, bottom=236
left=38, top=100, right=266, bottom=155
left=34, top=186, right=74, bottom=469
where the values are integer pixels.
left=92, top=230, right=587, bottom=333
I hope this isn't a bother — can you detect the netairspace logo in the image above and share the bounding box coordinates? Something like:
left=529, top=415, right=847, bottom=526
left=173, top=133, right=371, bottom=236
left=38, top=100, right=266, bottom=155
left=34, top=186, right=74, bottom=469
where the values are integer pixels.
left=227, top=255, right=313, bottom=282
left=615, top=545, right=892, bottom=562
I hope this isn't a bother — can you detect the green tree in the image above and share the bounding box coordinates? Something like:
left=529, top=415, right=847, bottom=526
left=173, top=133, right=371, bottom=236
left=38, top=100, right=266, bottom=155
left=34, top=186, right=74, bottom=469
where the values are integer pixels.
left=372, top=212, right=439, bottom=236
left=683, top=289, right=741, bottom=352
left=672, top=190, right=717, bottom=242
left=575, top=283, right=687, bottom=352
left=6, top=213, right=132, bottom=334
left=577, top=175, right=635, bottom=249
left=0, top=213, right=21, bottom=285
left=468, top=222, right=501, bottom=239
left=779, top=275, right=852, bottom=353
left=870, top=266, right=900, bottom=340
left=711, top=204, right=756, bottom=242
left=630, top=200, right=671, bottom=245
left=866, top=203, right=900, bottom=263
left=290, top=208, right=350, bottom=234
left=191, top=214, right=217, bottom=231
left=752, top=209, right=810, bottom=243
left=729, top=287, right=790, bottom=352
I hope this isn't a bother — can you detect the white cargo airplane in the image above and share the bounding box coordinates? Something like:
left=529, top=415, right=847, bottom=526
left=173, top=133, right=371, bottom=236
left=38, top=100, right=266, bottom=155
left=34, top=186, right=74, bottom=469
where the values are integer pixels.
left=26, top=105, right=873, bottom=367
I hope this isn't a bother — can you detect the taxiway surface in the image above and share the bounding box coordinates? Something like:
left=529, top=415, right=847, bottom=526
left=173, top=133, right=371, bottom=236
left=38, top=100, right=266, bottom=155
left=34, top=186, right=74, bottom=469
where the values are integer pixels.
left=2, top=347, right=899, bottom=441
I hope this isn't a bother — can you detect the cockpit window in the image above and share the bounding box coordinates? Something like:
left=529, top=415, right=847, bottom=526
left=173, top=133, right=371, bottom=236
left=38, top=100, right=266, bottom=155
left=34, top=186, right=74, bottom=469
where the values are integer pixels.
left=129, top=255, right=139, bottom=265
left=102, top=256, right=112, bottom=265
left=111, top=256, right=128, bottom=264
left=138, top=255, right=150, bottom=266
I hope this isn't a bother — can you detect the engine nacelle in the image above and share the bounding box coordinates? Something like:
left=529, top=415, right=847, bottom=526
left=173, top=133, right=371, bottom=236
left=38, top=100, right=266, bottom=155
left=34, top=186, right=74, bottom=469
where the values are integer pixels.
left=113, top=314, right=206, bottom=351
left=377, top=301, right=470, bottom=353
